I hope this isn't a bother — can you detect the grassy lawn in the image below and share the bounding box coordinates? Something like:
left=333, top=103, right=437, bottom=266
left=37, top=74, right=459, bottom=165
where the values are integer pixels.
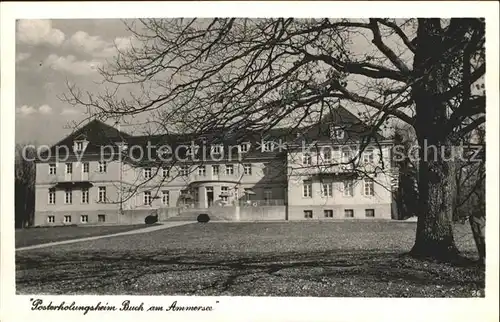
left=15, top=224, right=152, bottom=248
left=16, top=221, right=484, bottom=297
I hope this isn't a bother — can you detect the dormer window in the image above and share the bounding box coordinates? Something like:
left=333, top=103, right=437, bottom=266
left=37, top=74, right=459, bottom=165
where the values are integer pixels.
left=262, top=141, right=274, bottom=152
left=185, top=145, right=199, bottom=156
left=157, top=146, right=172, bottom=160
left=116, top=141, right=128, bottom=151
left=330, top=126, right=345, bottom=140
left=73, top=134, right=88, bottom=152
left=239, top=143, right=250, bottom=153
left=211, top=145, right=223, bottom=155
left=74, top=140, right=87, bottom=152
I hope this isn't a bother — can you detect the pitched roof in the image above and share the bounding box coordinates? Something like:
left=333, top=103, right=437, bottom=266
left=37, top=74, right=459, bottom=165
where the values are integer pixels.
left=300, top=106, right=386, bottom=144
left=39, top=119, right=132, bottom=159
left=38, top=108, right=388, bottom=162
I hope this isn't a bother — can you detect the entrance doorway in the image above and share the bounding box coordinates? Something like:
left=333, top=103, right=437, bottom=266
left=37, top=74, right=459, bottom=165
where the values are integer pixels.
left=206, top=186, right=214, bottom=207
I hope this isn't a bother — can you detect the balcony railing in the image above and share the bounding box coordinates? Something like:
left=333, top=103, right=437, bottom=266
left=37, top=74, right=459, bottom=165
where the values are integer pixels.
left=289, top=163, right=354, bottom=175
left=192, top=173, right=242, bottom=182
left=155, top=199, right=286, bottom=209
left=238, top=199, right=285, bottom=207
left=54, top=172, right=90, bottom=183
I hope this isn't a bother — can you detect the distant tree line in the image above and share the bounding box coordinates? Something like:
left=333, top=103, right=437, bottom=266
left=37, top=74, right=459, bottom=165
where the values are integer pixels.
left=392, top=125, right=485, bottom=223
left=15, top=144, right=36, bottom=228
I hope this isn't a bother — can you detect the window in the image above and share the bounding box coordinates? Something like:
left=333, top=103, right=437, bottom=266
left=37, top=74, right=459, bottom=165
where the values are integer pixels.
left=49, top=164, right=56, bottom=175
left=211, top=145, right=223, bottom=154
left=98, top=214, right=106, bottom=223
left=98, top=161, right=107, bottom=173
left=323, top=149, right=332, bottom=163
left=324, top=209, right=334, bottom=218
left=343, top=180, right=354, bottom=197
left=240, top=143, right=249, bottom=153
left=244, top=164, right=252, bottom=175
left=179, top=165, right=189, bottom=176
left=198, top=166, right=206, bottom=176
left=144, top=168, right=152, bottom=179
left=225, top=164, right=234, bottom=175
left=322, top=182, right=333, bottom=197
left=81, top=215, right=88, bottom=223
left=221, top=186, right=229, bottom=202
left=304, top=210, right=313, bottom=219
left=262, top=141, right=274, bottom=152
left=144, top=191, right=152, bottom=205
left=364, top=178, right=375, bottom=196
left=98, top=186, right=106, bottom=202
left=116, top=141, right=128, bottom=151
left=344, top=209, right=354, bottom=218
left=83, top=162, right=89, bottom=173
left=365, top=209, right=375, bottom=217
left=64, top=215, right=72, bottom=223
left=303, top=153, right=312, bottom=165
left=47, top=215, right=55, bottom=223
left=48, top=188, right=56, bottom=204
left=363, top=149, right=374, bottom=163
left=75, top=141, right=84, bottom=151
left=330, top=126, right=345, bottom=139
left=158, top=147, right=172, bottom=159
left=162, top=167, right=169, bottom=178
left=185, top=145, right=198, bottom=156
left=264, top=188, right=272, bottom=201
left=65, top=163, right=73, bottom=174
left=303, top=181, right=312, bottom=198
left=212, top=165, right=220, bottom=175
left=262, top=163, right=269, bottom=175
left=65, top=188, right=73, bottom=204
left=162, top=190, right=169, bottom=206
left=342, top=148, right=352, bottom=163
left=244, top=188, right=253, bottom=201
left=81, top=188, right=89, bottom=204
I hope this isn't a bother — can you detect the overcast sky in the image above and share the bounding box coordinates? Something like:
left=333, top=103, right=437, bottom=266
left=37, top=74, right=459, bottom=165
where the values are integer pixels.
left=15, top=18, right=391, bottom=146
left=17, top=18, right=478, bottom=146
left=15, top=19, right=135, bottom=145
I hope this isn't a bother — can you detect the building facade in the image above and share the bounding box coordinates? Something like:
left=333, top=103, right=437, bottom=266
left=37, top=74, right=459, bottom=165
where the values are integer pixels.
left=33, top=107, right=396, bottom=226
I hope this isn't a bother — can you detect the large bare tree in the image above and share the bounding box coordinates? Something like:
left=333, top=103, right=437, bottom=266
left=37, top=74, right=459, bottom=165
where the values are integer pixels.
left=65, top=18, right=485, bottom=261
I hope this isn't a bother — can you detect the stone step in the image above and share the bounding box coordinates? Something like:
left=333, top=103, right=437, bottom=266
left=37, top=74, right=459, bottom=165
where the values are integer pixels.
left=162, top=210, right=226, bottom=222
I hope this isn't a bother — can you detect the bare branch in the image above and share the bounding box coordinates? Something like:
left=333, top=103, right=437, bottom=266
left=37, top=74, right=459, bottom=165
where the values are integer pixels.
left=369, top=19, right=411, bottom=74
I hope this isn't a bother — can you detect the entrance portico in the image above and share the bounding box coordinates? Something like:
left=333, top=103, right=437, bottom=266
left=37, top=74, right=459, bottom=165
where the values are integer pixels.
left=190, top=180, right=241, bottom=208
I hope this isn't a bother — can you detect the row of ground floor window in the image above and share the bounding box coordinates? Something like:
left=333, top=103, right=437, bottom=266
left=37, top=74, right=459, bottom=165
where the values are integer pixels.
left=47, top=214, right=107, bottom=224
left=43, top=207, right=378, bottom=224
left=307, top=208, right=375, bottom=218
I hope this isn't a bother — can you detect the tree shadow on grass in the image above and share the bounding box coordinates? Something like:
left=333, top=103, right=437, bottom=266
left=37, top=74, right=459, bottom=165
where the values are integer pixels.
left=16, top=249, right=485, bottom=296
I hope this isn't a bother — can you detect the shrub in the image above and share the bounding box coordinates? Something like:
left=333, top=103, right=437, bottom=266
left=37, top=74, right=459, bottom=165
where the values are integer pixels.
left=145, top=214, right=158, bottom=224
left=197, top=213, right=210, bottom=223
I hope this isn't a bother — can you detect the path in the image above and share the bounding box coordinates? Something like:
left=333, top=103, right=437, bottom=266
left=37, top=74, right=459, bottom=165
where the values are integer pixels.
left=16, top=222, right=193, bottom=251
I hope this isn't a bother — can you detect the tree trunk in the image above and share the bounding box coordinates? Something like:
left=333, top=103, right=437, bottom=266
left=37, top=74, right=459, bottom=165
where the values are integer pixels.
left=411, top=152, right=460, bottom=260
left=409, top=19, right=460, bottom=261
